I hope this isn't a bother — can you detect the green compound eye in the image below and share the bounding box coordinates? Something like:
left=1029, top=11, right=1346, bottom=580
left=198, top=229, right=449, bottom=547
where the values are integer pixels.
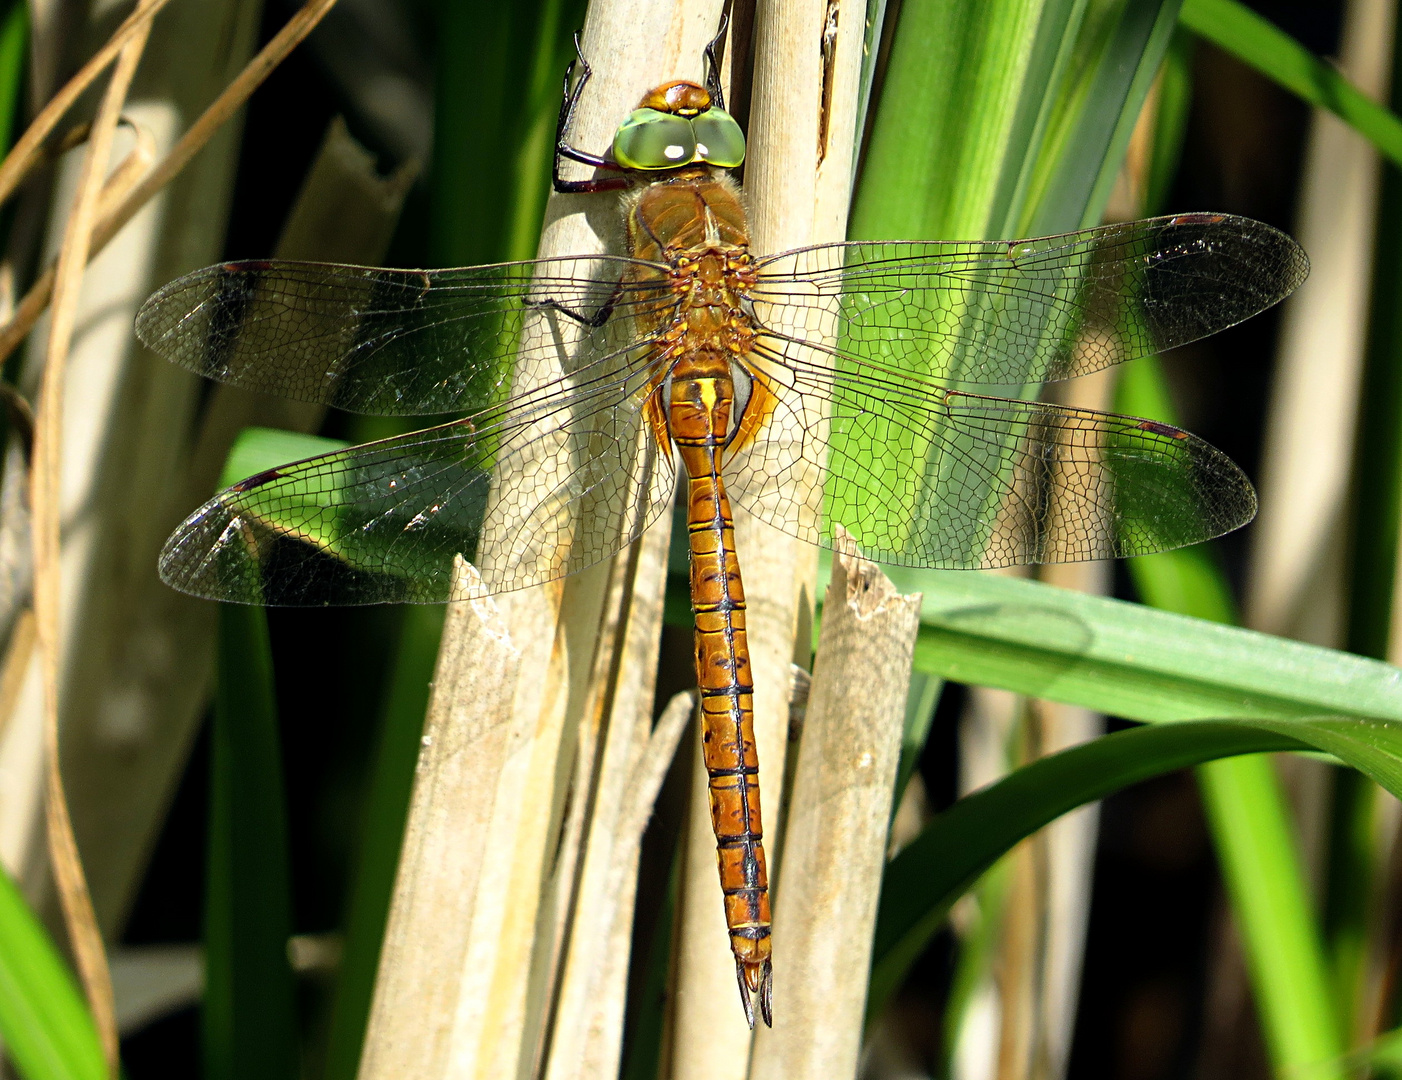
left=613, top=109, right=697, bottom=169
left=692, top=107, right=746, bottom=168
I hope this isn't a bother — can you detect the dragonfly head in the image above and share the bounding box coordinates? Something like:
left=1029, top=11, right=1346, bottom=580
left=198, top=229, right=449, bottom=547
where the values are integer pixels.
left=612, top=80, right=746, bottom=172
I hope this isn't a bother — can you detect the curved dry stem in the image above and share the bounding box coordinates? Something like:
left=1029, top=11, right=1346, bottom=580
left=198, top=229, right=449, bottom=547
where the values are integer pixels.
left=0, top=0, right=175, bottom=209
left=0, top=0, right=341, bottom=368
left=33, top=9, right=156, bottom=1073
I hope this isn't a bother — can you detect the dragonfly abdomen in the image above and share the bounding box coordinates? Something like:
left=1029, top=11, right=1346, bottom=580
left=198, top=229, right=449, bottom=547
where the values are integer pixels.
left=670, top=368, right=773, bottom=1028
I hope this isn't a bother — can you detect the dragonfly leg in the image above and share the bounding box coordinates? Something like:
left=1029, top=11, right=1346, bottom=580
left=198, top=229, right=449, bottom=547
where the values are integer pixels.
left=703, top=13, right=730, bottom=111
left=554, top=32, right=629, bottom=194
left=525, top=277, right=623, bottom=329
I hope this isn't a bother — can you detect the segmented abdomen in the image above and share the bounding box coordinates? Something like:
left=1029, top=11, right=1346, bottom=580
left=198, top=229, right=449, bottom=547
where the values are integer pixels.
left=669, top=370, right=773, bottom=995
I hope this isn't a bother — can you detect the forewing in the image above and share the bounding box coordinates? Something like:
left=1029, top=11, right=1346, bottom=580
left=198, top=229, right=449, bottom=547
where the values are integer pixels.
left=135, top=256, right=673, bottom=415
left=723, top=344, right=1256, bottom=569
left=752, top=214, right=1308, bottom=388
left=159, top=360, right=676, bottom=604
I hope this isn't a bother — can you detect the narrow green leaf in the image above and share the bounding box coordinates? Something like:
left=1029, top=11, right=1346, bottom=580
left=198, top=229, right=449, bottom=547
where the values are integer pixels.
left=1118, top=50, right=1348, bottom=1059
left=869, top=715, right=1402, bottom=1021
left=851, top=0, right=1054, bottom=242
left=982, top=0, right=1090, bottom=234
left=1180, top=0, right=1402, bottom=169
left=1199, top=758, right=1345, bottom=1072
left=0, top=863, right=105, bottom=1080
left=205, top=604, right=298, bottom=1080
left=1329, top=0, right=1402, bottom=1042
left=432, top=1, right=586, bottom=268
left=1018, top=0, right=1184, bottom=234
left=896, top=568, right=1402, bottom=724
left=0, top=0, right=28, bottom=156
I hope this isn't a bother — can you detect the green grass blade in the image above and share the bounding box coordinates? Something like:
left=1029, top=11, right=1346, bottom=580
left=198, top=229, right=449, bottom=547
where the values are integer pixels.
left=431, top=1, right=585, bottom=268
left=1018, top=0, right=1184, bottom=234
left=1326, top=3, right=1402, bottom=1043
left=982, top=0, right=1090, bottom=234
left=1180, top=0, right=1402, bottom=169
left=852, top=9, right=1341, bottom=1059
left=850, top=0, right=1055, bottom=242
left=1118, top=360, right=1341, bottom=1072
left=0, top=0, right=27, bottom=157
left=219, top=428, right=350, bottom=489
left=869, top=714, right=1402, bottom=1023
left=0, top=863, right=105, bottom=1080
left=204, top=603, right=298, bottom=1080
left=899, top=569, right=1402, bottom=723
left=1199, top=759, right=1345, bottom=1072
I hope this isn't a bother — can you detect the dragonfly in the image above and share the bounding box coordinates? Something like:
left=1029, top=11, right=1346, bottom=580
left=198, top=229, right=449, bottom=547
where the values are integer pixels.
left=136, top=30, right=1307, bottom=1029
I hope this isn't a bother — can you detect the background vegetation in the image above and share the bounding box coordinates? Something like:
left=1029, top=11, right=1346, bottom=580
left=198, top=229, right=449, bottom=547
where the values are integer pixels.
left=3, top=1, right=1402, bottom=1079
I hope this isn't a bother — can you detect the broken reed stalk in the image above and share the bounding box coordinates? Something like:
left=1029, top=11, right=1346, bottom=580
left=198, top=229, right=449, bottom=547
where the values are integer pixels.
left=33, top=8, right=155, bottom=1071
left=359, top=5, right=724, bottom=1077
left=751, top=537, right=921, bottom=1080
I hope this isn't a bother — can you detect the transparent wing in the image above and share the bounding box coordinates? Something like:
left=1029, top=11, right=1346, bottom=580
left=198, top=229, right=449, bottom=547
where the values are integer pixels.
left=135, top=256, right=674, bottom=416
left=752, top=213, right=1308, bottom=388
left=159, top=353, right=676, bottom=604
left=723, top=340, right=1256, bottom=568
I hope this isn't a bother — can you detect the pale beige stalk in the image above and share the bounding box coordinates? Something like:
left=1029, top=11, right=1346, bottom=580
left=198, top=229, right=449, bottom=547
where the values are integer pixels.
left=670, top=0, right=863, bottom=1070
left=356, top=558, right=527, bottom=1078
left=542, top=685, right=693, bottom=1080
left=358, top=6, right=723, bottom=1079
left=1245, top=0, right=1393, bottom=646
left=749, top=534, right=920, bottom=1080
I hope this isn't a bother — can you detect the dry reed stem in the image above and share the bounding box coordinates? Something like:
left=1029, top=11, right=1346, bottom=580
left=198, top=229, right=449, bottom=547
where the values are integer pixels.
left=543, top=682, right=692, bottom=1080
left=361, top=6, right=722, bottom=1077
left=749, top=535, right=920, bottom=1080
left=670, top=0, right=863, bottom=1069
left=475, top=2, right=725, bottom=1065
left=0, top=0, right=339, bottom=947
left=66, top=108, right=410, bottom=1051
left=0, top=0, right=342, bottom=370
left=1244, top=0, right=1393, bottom=645
left=358, top=559, right=528, bottom=1078
left=536, top=520, right=669, bottom=1078
left=185, top=117, right=418, bottom=487
left=0, top=0, right=175, bottom=210
left=0, top=607, right=33, bottom=742
left=33, top=8, right=155, bottom=1071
